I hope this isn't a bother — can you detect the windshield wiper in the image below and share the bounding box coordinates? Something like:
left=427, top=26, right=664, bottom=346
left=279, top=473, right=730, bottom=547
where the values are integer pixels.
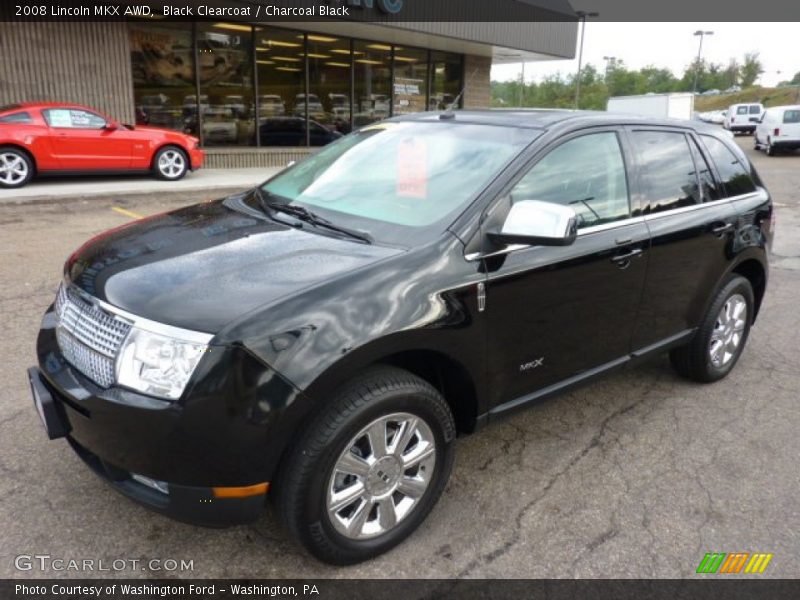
left=253, top=187, right=373, bottom=244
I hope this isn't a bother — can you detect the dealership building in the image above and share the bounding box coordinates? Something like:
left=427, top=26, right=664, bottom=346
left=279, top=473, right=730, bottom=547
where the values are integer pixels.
left=0, top=3, right=577, bottom=168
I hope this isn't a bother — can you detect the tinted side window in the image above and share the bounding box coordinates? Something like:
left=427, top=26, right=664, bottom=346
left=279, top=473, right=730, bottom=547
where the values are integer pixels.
left=0, top=111, right=32, bottom=124
left=700, top=135, right=757, bottom=197
left=43, top=109, right=106, bottom=129
left=509, top=132, right=630, bottom=229
left=688, top=137, right=722, bottom=202
left=629, top=130, right=700, bottom=213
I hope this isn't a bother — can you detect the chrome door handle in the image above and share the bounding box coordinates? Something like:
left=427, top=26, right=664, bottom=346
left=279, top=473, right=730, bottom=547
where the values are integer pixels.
left=611, top=248, right=643, bottom=264
left=711, top=223, right=734, bottom=236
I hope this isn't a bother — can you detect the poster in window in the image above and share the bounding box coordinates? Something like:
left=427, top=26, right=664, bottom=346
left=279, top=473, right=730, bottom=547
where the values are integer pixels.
left=396, top=137, right=428, bottom=199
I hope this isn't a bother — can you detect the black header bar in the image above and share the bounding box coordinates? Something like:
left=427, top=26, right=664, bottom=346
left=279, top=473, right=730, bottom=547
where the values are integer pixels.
left=3, top=0, right=800, bottom=22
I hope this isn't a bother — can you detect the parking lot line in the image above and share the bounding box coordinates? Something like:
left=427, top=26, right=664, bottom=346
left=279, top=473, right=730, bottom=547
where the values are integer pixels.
left=111, top=206, right=143, bottom=220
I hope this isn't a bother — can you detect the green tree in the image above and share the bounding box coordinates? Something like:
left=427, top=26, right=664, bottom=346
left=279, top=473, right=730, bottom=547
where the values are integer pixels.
left=740, top=52, right=764, bottom=87
left=791, top=71, right=800, bottom=85
left=723, top=59, right=741, bottom=88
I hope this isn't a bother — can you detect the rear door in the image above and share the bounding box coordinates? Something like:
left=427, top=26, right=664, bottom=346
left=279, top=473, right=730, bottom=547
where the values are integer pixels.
left=43, top=108, right=132, bottom=170
left=627, top=127, right=738, bottom=351
left=483, top=128, right=650, bottom=408
left=778, top=108, right=800, bottom=143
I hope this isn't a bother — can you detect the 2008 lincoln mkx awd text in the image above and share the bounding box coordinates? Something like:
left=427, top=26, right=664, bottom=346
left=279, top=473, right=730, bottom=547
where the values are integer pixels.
left=29, top=110, right=772, bottom=564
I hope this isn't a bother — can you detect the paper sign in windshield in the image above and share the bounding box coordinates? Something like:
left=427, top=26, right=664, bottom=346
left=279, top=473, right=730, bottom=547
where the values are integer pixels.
left=396, top=137, right=428, bottom=199
left=47, top=109, right=72, bottom=128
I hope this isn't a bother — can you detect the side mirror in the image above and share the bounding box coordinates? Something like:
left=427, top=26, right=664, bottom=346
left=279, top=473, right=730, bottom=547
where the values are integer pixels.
left=488, top=200, right=578, bottom=247
left=104, top=121, right=118, bottom=131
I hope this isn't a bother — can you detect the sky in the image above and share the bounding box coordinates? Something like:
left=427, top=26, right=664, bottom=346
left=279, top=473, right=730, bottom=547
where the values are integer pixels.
left=491, top=23, right=798, bottom=88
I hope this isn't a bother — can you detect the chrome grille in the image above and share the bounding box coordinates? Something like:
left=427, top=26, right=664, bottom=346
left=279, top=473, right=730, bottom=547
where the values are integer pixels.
left=54, top=284, right=132, bottom=388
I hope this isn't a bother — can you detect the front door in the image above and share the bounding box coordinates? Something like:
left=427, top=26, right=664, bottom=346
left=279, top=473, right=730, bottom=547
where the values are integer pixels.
left=43, top=108, right=132, bottom=170
left=483, top=130, right=649, bottom=408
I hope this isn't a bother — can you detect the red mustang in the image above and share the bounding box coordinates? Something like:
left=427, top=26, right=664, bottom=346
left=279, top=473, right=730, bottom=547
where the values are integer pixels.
left=0, top=102, right=204, bottom=189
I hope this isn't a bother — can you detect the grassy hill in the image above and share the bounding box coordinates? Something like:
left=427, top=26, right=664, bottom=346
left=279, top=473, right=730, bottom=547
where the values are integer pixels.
left=695, top=86, right=800, bottom=111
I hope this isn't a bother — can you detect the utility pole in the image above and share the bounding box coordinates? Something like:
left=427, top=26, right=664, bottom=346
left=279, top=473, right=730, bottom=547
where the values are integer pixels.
left=692, top=30, right=714, bottom=94
left=574, top=10, right=599, bottom=109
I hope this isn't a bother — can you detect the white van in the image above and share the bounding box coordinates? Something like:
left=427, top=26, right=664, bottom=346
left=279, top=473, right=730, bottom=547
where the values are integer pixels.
left=754, top=105, right=800, bottom=156
left=723, top=103, right=764, bottom=134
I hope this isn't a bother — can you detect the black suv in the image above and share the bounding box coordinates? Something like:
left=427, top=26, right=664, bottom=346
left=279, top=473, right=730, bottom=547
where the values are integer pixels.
left=29, top=111, right=772, bottom=564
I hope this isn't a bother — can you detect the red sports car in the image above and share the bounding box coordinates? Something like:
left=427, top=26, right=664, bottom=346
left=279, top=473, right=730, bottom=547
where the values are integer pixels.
left=0, top=102, right=204, bottom=189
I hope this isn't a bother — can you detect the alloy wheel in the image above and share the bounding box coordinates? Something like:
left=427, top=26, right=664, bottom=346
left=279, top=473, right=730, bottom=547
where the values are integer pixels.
left=327, top=412, right=436, bottom=540
left=157, top=150, right=185, bottom=179
left=709, top=293, right=747, bottom=368
left=0, top=152, right=28, bottom=185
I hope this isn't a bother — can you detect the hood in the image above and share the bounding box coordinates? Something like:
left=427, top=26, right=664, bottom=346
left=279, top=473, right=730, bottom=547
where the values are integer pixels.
left=129, top=124, right=194, bottom=138
left=66, top=197, right=401, bottom=333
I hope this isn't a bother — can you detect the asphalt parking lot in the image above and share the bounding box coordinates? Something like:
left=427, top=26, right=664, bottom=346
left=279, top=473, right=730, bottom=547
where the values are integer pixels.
left=1, top=137, right=798, bottom=579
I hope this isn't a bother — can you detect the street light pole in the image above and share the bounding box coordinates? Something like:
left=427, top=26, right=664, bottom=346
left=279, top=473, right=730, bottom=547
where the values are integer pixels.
left=574, top=10, right=599, bottom=109
left=692, top=30, right=714, bottom=94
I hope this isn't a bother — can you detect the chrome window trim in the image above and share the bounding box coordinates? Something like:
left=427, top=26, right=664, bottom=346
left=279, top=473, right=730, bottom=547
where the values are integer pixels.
left=463, top=191, right=760, bottom=262
left=66, top=282, right=215, bottom=345
left=577, top=216, right=645, bottom=236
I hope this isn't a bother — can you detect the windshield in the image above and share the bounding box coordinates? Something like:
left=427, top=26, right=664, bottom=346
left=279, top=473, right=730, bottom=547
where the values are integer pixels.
left=259, top=120, right=538, bottom=246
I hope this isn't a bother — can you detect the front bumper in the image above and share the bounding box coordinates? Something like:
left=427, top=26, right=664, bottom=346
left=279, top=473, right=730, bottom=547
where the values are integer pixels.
left=33, top=310, right=311, bottom=526
left=189, top=147, right=205, bottom=170
left=29, top=366, right=265, bottom=526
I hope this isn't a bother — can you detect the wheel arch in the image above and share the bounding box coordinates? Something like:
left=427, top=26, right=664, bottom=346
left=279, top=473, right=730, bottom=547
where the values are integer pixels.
left=731, top=258, right=767, bottom=322
left=301, top=345, right=482, bottom=436
left=0, top=143, right=37, bottom=174
left=375, top=349, right=480, bottom=435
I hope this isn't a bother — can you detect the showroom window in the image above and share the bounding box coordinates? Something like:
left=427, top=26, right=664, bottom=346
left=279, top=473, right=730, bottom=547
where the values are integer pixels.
left=393, top=47, right=429, bottom=116
left=196, top=22, right=255, bottom=147
left=255, top=26, right=306, bottom=146
left=129, top=23, right=463, bottom=147
left=354, top=40, right=392, bottom=127
left=130, top=22, right=196, bottom=135
left=430, top=52, right=464, bottom=110
left=307, top=34, right=353, bottom=136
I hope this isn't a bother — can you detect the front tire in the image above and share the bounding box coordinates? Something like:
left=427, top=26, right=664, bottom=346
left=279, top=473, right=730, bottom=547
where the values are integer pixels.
left=274, top=366, right=456, bottom=565
left=670, top=275, right=754, bottom=383
left=0, top=147, right=34, bottom=188
left=152, top=146, right=188, bottom=181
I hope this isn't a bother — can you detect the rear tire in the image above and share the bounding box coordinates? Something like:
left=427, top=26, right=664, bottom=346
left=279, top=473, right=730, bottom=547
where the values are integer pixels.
left=0, top=146, right=34, bottom=188
left=274, top=366, right=456, bottom=565
left=766, top=139, right=775, bottom=156
left=670, top=275, right=754, bottom=383
left=152, top=146, right=188, bottom=181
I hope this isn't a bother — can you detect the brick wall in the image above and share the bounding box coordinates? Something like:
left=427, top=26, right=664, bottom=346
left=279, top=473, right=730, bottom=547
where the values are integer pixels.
left=463, top=54, right=493, bottom=110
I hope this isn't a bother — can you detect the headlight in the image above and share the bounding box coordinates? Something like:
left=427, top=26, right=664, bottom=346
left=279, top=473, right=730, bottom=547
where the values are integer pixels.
left=116, top=327, right=209, bottom=400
